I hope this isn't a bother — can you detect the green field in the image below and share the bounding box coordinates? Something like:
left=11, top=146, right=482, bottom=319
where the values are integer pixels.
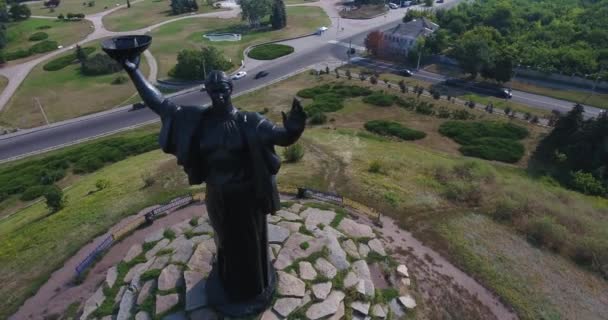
left=3, top=18, right=93, bottom=63
left=0, top=41, right=149, bottom=129
left=0, top=72, right=606, bottom=320
left=150, top=6, right=330, bottom=78
left=103, top=0, right=217, bottom=32
left=29, top=0, right=128, bottom=16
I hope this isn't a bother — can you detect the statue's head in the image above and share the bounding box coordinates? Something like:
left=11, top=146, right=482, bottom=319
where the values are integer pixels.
left=205, top=70, right=233, bottom=108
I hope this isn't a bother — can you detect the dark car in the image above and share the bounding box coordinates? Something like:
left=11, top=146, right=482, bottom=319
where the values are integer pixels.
left=130, top=102, right=146, bottom=111
left=400, top=69, right=413, bottom=77
left=255, top=71, right=269, bottom=79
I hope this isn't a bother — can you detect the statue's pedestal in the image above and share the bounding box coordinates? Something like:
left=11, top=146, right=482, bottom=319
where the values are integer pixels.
left=206, top=265, right=277, bottom=317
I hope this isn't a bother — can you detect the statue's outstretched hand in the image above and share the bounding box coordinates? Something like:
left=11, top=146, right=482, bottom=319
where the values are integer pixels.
left=122, top=56, right=141, bottom=72
left=282, top=98, right=307, bottom=133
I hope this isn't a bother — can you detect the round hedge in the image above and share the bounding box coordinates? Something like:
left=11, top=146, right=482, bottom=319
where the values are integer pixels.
left=364, top=120, right=427, bottom=141
left=29, top=40, right=59, bottom=54
left=248, top=44, right=294, bottom=60
left=43, top=47, right=96, bottom=71
left=28, top=32, right=49, bottom=42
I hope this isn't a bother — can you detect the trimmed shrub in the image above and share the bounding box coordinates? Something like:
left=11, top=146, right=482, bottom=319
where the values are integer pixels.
left=364, top=120, right=426, bottom=141
left=283, top=144, right=304, bottom=163
left=81, top=53, right=122, bottom=76
left=459, top=137, right=525, bottom=163
left=306, top=93, right=344, bottom=114
left=43, top=47, right=95, bottom=71
left=29, top=40, right=59, bottom=54
left=37, top=25, right=52, bottom=30
left=368, top=160, right=383, bottom=173
left=5, top=49, right=31, bottom=61
left=248, top=44, right=294, bottom=60
left=362, top=91, right=396, bottom=107
left=569, top=171, right=606, bottom=196
left=28, top=32, right=49, bottom=41
left=439, top=121, right=529, bottom=145
left=112, top=75, right=128, bottom=85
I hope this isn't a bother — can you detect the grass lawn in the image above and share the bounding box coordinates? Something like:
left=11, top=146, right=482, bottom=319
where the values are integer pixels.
left=29, top=0, right=128, bottom=16
left=340, top=4, right=388, bottom=19
left=3, top=18, right=93, bottom=63
left=0, top=40, right=149, bottom=129
left=102, top=0, right=217, bottom=32
left=150, top=5, right=330, bottom=79
left=0, top=129, right=196, bottom=319
left=0, top=76, right=7, bottom=95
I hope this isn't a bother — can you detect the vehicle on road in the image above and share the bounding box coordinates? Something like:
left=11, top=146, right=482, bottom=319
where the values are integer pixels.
left=399, top=69, right=414, bottom=77
left=232, top=71, right=247, bottom=80
left=255, top=71, right=269, bottom=79
left=401, top=1, right=412, bottom=7
left=130, top=102, right=146, bottom=111
left=444, top=78, right=513, bottom=99
left=388, top=3, right=399, bottom=9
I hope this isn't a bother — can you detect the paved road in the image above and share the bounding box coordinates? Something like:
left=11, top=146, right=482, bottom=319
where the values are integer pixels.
left=347, top=57, right=605, bottom=118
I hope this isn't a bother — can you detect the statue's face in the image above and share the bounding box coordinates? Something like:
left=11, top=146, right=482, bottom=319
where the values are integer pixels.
left=206, top=82, right=232, bottom=107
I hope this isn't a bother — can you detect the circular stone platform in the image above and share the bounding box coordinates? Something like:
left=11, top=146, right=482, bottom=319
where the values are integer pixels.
left=80, top=201, right=417, bottom=320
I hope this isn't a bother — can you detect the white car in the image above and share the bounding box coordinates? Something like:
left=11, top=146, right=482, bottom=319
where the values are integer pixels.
left=232, top=71, right=247, bottom=80
left=388, top=3, right=399, bottom=9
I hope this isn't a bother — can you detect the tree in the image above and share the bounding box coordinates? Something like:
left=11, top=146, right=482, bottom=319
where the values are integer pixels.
left=127, top=0, right=130, bottom=8
left=170, top=46, right=233, bottom=80
left=424, top=0, right=433, bottom=7
left=170, top=0, right=197, bottom=14
left=453, top=26, right=501, bottom=78
left=364, top=31, right=383, bottom=57
left=75, top=44, right=87, bottom=63
left=9, top=3, right=30, bottom=20
left=0, top=50, right=5, bottom=64
left=240, top=0, right=271, bottom=28
left=270, top=0, right=286, bottom=30
left=0, top=0, right=8, bottom=22
left=44, top=185, right=66, bottom=213
left=0, top=23, right=6, bottom=49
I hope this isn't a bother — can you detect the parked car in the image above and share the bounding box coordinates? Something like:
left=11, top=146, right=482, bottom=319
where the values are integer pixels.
left=436, top=0, right=444, bottom=3
left=502, top=88, right=513, bottom=99
left=388, top=3, right=399, bottom=9
left=255, top=71, right=269, bottom=79
left=401, top=1, right=412, bottom=7
left=232, top=71, right=247, bottom=80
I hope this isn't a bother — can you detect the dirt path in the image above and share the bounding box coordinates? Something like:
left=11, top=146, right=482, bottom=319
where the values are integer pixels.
left=360, top=212, right=519, bottom=320
left=11, top=204, right=206, bottom=320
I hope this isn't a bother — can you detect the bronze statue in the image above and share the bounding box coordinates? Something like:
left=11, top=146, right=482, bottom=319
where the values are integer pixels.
left=102, top=36, right=306, bottom=316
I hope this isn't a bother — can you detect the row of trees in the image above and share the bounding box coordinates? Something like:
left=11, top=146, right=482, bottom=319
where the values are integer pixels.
left=530, top=105, right=608, bottom=196
left=240, top=0, right=286, bottom=29
left=1, top=0, right=31, bottom=63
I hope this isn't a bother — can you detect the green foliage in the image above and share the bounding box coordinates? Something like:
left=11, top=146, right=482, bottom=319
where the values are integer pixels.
left=44, top=185, right=66, bottom=213
left=283, top=143, right=304, bottom=163
left=140, top=269, right=161, bottom=281
left=530, top=106, right=608, bottom=196
left=298, top=84, right=371, bottom=116
left=95, top=179, right=110, bottom=191
left=570, top=171, right=606, bottom=196
left=439, top=121, right=528, bottom=163
left=170, top=0, right=198, bottom=15
left=0, top=133, right=157, bottom=201
left=9, top=3, right=30, bottom=20
left=248, top=43, right=294, bottom=60
left=299, top=241, right=309, bottom=250
left=80, top=53, right=122, bottom=76
left=111, top=75, right=128, bottom=85
left=364, top=120, right=427, bottom=141
left=21, top=185, right=53, bottom=201
left=28, top=31, right=48, bottom=41
left=270, top=0, right=287, bottom=30
left=437, top=0, right=608, bottom=76
left=308, top=112, right=327, bottom=125
left=43, top=47, right=95, bottom=71
left=330, top=208, right=347, bottom=228
left=362, top=91, right=397, bottom=107
left=4, top=48, right=29, bottom=60
left=525, top=216, right=568, bottom=252
left=367, top=160, right=383, bottom=174
left=28, top=40, right=58, bottom=54
left=170, top=47, right=233, bottom=80
left=163, top=229, right=176, bottom=240
left=239, top=0, right=272, bottom=28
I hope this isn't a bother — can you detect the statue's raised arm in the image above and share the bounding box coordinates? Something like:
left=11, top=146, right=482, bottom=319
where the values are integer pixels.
left=122, top=56, right=174, bottom=117
left=257, top=98, right=306, bottom=147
